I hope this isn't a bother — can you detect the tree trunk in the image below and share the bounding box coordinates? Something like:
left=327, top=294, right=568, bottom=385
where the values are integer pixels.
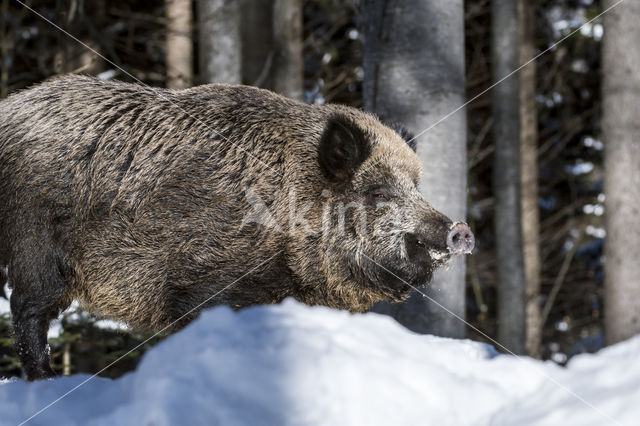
left=166, top=0, right=193, bottom=89
left=241, top=0, right=274, bottom=89
left=362, top=0, right=467, bottom=338
left=53, top=0, right=105, bottom=76
left=492, top=0, right=526, bottom=354
left=603, top=0, right=640, bottom=345
left=62, top=342, right=71, bottom=376
left=0, top=0, right=10, bottom=99
left=519, top=0, right=541, bottom=358
left=272, top=0, right=303, bottom=100
left=197, top=0, right=242, bottom=84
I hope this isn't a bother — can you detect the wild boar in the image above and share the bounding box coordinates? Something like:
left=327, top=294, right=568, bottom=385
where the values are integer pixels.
left=0, top=76, right=474, bottom=380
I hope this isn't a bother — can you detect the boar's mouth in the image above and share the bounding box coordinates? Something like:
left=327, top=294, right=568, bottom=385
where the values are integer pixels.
left=348, top=224, right=474, bottom=302
left=388, top=247, right=459, bottom=290
left=350, top=252, right=445, bottom=302
left=427, top=249, right=455, bottom=272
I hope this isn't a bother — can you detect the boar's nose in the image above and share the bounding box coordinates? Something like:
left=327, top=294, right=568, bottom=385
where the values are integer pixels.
left=447, top=222, right=475, bottom=254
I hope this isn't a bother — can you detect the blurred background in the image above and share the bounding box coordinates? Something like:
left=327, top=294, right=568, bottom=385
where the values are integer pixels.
left=1, top=0, right=638, bottom=379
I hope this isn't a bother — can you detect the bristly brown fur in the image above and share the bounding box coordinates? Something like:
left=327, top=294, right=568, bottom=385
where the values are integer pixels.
left=0, top=75, right=455, bottom=379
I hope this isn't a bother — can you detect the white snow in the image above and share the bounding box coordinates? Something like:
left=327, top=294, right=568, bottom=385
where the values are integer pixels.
left=0, top=283, right=10, bottom=315
left=1, top=299, right=638, bottom=426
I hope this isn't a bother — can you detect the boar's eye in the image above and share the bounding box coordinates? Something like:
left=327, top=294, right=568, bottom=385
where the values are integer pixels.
left=367, top=186, right=393, bottom=205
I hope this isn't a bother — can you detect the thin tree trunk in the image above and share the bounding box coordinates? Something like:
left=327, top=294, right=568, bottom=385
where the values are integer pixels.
left=519, top=0, right=541, bottom=358
left=166, top=0, right=193, bottom=89
left=63, top=342, right=71, bottom=376
left=0, top=0, right=10, bottom=99
left=362, top=0, right=467, bottom=338
left=492, top=0, right=526, bottom=354
left=53, top=0, right=104, bottom=75
left=241, top=0, right=274, bottom=89
left=603, top=0, right=640, bottom=345
left=197, top=0, right=242, bottom=84
left=272, top=0, right=303, bottom=100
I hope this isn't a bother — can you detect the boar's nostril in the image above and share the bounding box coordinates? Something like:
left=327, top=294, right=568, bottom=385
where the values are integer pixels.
left=447, top=222, right=475, bottom=254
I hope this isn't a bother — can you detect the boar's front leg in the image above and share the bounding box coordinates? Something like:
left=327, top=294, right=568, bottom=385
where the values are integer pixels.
left=10, top=300, right=57, bottom=380
left=9, top=238, right=68, bottom=381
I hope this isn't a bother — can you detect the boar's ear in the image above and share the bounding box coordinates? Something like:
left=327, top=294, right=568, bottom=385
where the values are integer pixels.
left=386, top=121, right=417, bottom=152
left=318, top=115, right=371, bottom=183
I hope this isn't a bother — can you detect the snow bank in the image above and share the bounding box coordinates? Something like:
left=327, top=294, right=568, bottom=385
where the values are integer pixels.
left=0, top=299, right=637, bottom=426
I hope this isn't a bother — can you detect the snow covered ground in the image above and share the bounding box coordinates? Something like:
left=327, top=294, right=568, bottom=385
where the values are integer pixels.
left=1, top=299, right=638, bottom=426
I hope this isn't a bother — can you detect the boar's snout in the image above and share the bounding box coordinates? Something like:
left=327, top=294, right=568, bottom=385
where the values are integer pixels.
left=404, top=220, right=475, bottom=268
left=447, top=222, right=475, bottom=254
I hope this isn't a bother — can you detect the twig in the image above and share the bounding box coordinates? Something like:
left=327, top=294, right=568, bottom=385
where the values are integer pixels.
left=541, top=231, right=584, bottom=327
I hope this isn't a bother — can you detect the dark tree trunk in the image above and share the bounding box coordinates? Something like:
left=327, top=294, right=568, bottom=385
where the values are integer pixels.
left=240, top=0, right=274, bottom=89
left=0, top=0, right=10, bottom=99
